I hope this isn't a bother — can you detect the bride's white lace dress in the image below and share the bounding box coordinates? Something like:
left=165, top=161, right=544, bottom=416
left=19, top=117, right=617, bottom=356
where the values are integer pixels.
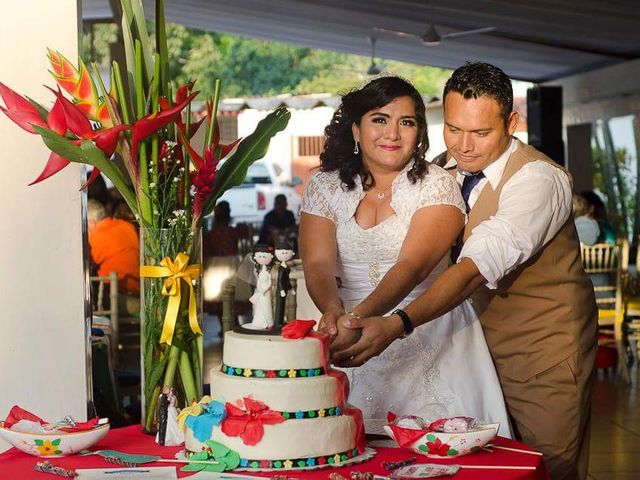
left=301, top=164, right=512, bottom=437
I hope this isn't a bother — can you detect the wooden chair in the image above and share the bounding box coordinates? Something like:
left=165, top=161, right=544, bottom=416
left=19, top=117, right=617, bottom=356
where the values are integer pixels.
left=621, top=237, right=640, bottom=372
left=580, top=239, right=629, bottom=381
left=90, top=272, right=119, bottom=367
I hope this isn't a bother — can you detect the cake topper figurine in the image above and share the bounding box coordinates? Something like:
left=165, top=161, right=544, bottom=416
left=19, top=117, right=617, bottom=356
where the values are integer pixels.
left=244, top=244, right=275, bottom=330
left=155, top=386, right=183, bottom=446
left=274, top=242, right=296, bottom=329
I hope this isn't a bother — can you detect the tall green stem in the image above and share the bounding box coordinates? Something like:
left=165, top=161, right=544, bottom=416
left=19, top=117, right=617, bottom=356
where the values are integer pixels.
left=135, top=40, right=152, bottom=225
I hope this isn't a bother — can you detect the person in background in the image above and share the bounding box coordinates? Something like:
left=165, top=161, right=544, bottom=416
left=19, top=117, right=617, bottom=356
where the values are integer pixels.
left=88, top=199, right=140, bottom=295
left=573, top=194, right=600, bottom=245
left=259, top=194, right=296, bottom=246
left=205, top=201, right=240, bottom=257
left=581, top=190, right=616, bottom=244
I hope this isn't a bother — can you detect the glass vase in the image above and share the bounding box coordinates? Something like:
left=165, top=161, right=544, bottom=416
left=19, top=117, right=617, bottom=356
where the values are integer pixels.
left=139, top=226, right=203, bottom=434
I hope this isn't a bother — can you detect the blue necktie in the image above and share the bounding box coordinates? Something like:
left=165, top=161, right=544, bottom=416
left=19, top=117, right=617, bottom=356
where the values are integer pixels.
left=460, top=171, right=485, bottom=212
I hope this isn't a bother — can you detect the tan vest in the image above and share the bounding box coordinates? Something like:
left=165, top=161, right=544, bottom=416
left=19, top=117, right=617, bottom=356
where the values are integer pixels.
left=461, top=140, right=598, bottom=382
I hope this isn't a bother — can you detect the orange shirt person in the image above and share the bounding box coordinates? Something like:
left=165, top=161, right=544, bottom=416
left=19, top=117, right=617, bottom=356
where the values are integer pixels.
left=88, top=199, right=140, bottom=294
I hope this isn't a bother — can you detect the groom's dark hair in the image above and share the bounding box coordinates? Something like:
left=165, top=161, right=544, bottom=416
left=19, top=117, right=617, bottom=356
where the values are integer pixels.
left=443, top=62, right=513, bottom=127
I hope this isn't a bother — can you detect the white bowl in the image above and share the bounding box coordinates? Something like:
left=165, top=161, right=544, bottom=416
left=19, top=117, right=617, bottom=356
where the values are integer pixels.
left=0, top=421, right=110, bottom=457
left=384, top=423, right=498, bottom=458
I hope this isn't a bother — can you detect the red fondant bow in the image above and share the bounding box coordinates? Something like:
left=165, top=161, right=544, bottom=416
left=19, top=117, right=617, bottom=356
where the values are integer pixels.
left=221, top=397, right=285, bottom=446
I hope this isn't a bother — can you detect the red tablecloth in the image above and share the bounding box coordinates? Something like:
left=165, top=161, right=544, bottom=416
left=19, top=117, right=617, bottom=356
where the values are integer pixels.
left=0, top=425, right=549, bottom=479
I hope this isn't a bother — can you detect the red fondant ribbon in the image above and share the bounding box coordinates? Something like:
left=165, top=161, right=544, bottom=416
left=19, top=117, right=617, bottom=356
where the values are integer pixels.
left=281, top=320, right=317, bottom=339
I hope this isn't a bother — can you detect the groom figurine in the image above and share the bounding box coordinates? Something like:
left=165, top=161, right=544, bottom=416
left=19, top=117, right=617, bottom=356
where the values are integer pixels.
left=274, top=242, right=295, bottom=328
left=333, top=63, right=598, bottom=480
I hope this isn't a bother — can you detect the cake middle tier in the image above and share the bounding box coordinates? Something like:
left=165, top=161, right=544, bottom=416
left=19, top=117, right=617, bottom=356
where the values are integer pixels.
left=211, top=369, right=348, bottom=412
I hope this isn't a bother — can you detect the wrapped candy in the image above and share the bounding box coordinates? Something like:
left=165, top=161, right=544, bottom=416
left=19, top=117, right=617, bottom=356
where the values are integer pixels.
left=427, top=416, right=477, bottom=433
left=391, top=464, right=460, bottom=479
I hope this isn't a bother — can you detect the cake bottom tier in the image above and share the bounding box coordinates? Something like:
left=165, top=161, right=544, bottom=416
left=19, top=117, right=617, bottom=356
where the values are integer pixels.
left=185, top=415, right=361, bottom=463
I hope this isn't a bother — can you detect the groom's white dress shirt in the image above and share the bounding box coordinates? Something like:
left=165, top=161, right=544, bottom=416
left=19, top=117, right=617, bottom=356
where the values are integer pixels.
left=444, top=138, right=573, bottom=289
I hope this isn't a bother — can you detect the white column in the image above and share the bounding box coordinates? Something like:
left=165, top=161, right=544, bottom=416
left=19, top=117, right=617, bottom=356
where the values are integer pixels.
left=0, top=0, right=87, bottom=451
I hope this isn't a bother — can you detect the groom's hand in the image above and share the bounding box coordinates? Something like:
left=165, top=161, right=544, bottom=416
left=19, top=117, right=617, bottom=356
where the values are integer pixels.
left=329, top=313, right=362, bottom=352
left=332, top=315, right=404, bottom=367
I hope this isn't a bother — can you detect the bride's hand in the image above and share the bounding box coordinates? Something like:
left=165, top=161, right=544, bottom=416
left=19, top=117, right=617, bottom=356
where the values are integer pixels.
left=332, top=315, right=405, bottom=368
left=317, top=308, right=344, bottom=338
left=329, top=313, right=362, bottom=352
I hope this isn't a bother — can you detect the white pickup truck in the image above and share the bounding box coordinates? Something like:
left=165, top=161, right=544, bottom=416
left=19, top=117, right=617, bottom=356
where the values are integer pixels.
left=216, top=161, right=303, bottom=226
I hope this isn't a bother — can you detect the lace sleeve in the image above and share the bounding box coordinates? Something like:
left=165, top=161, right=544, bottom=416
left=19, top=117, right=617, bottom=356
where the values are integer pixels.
left=417, top=170, right=466, bottom=216
left=301, top=173, right=338, bottom=223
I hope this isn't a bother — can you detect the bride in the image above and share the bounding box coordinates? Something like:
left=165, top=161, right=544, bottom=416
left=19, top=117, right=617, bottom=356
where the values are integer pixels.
left=299, top=75, right=511, bottom=437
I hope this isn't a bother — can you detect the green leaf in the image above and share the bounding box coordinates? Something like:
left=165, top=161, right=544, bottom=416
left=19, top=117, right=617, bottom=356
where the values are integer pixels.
left=155, top=0, right=170, bottom=100
left=52, top=439, right=61, bottom=446
left=206, top=440, right=230, bottom=459
left=203, top=106, right=290, bottom=217
left=32, top=125, right=139, bottom=217
left=34, top=439, right=43, bottom=446
left=223, top=450, right=240, bottom=470
left=144, top=356, right=167, bottom=400
left=447, top=449, right=458, bottom=456
left=426, top=434, right=436, bottom=442
left=191, top=451, right=210, bottom=461
left=418, top=444, right=427, bottom=452
left=25, top=96, right=49, bottom=122
left=204, top=463, right=226, bottom=473
left=129, top=0, right=154, bottom=83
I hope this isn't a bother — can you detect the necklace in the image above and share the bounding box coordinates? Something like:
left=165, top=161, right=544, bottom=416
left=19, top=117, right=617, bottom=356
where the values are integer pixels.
left=373, top=185, right=392, bottom=200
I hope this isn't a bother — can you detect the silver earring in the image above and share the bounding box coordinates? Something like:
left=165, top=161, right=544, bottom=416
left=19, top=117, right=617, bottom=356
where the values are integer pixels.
left=353, top=141, right=359, bottom=155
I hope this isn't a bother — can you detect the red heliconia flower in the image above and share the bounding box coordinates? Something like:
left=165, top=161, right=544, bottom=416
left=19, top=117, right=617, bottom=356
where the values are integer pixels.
left=43, top=88, right=128, bottom=189
left=178, top=122, right=241, bottom=171
left=0, top=83, right=128, bottom=187
left=191, top=145, right=219, bottom=220
left=221, top=397, right=285, bottom=446
left=0, top=82, right=46, bottom=133
left=131, top=91, right=198, bottom=162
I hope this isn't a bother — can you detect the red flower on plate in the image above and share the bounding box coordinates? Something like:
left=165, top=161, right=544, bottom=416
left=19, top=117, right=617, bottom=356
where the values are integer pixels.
left=221, top=397, right=285, bottom=446
left=426, top=437, right=451, bottom=456
left=281, top=320, right=317, bottom=339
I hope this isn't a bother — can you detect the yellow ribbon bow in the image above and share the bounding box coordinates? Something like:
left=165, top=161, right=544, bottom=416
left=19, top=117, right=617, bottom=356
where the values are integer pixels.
left=139, top=252, right=202, bottom=345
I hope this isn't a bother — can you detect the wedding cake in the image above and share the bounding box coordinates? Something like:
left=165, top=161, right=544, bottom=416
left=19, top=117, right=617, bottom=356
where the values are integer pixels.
left=183, top=324, right=366, bottom=469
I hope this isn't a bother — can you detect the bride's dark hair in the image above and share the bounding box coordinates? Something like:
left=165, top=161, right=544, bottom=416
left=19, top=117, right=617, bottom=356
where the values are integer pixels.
left=320, top=75, right=429, bottom=190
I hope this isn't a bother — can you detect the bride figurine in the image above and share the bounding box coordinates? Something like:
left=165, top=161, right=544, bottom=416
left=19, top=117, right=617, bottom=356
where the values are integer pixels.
left=244, top=245, right=274, bottom=330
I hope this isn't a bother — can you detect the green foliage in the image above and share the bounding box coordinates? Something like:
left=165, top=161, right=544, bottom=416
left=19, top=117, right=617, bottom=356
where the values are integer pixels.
left=83, top=23, right=451, bottom=99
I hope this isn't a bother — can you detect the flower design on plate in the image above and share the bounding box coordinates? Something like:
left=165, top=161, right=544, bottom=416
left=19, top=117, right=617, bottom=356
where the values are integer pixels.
left=35, top=439, right=62, bottom=456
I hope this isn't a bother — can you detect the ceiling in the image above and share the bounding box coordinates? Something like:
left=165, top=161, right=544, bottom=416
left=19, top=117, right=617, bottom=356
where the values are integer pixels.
left=82, top=0, right=640, bottom=82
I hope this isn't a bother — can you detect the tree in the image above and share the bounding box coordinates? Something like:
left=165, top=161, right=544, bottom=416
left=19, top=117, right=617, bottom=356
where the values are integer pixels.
left=82, top=22, right=451, bottom=99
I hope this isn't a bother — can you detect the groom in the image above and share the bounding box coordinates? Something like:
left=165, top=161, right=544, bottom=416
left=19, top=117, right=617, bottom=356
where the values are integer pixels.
left=330, top=62, right=598, bottom=480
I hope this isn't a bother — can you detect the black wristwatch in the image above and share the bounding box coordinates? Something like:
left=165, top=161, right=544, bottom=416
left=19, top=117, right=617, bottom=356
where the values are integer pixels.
left=392, top=308, right=414, bottom=337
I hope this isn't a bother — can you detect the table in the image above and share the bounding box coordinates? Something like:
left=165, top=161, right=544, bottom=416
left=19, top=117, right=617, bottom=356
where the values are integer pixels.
left=0, top=425, right=549, bottom=479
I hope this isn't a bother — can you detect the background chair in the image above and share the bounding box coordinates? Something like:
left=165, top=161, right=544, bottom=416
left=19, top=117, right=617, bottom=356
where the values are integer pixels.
left=620, top=237, right=640, bottom=374
left=581, top=239, right=629, bottom=381
left=90, top=272, right=119, bottom=366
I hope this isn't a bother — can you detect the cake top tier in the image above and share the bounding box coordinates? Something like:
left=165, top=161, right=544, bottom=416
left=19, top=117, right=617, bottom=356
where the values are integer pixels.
left=223, top=331, right=329, bottom=371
